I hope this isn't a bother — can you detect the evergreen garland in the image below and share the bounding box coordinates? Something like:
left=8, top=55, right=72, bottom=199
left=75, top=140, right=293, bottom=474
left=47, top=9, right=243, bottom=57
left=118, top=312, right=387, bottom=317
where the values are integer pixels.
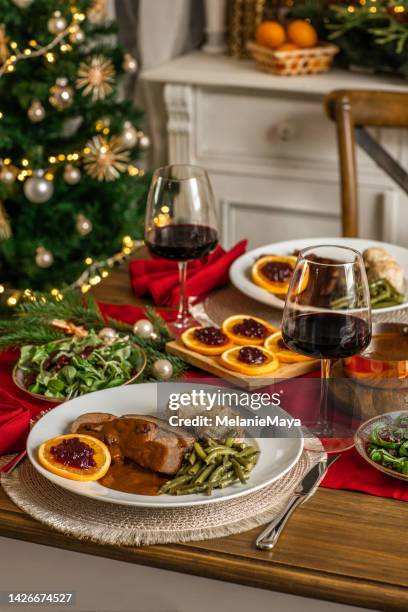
left=0, top=292, right=188, bottom=381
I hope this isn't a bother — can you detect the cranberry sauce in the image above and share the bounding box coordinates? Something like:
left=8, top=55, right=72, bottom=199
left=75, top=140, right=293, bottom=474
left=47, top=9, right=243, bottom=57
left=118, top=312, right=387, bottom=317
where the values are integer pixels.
left=238, top=347, right=267, bottom=365
left=261, top=261, right=293, bottom=283
left=232, top=318, right=268, bottom=340
left=194, top=326, right=228, bottom=346
left=50, top=437, right=96, bottom=470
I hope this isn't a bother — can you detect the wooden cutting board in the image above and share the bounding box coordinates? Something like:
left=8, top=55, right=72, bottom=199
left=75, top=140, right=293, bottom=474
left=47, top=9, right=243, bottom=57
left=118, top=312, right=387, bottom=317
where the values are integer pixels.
left=166, top=340, right=319, bottom=390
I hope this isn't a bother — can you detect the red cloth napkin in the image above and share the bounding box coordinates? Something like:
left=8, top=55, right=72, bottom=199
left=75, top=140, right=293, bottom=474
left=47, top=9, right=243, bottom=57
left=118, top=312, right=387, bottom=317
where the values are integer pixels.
left=0, top=301, right=406, bottom=502
left=129, top=241, right=247, bottom=306
left=0, top=391, right=31, bottom=455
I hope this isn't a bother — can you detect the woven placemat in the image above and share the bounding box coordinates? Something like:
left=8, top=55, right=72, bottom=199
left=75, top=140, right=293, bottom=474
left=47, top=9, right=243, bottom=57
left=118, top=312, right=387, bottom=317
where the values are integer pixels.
left=204, top=285, right=408, bottom=327
left=1, top=448, right=324, bottom=547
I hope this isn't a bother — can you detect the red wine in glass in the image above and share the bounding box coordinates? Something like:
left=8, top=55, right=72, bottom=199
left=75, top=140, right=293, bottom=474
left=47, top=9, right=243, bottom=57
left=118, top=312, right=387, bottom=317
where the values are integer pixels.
left=282, top=312, right=371, bottom=359
left=146, top=224, right=218, bottom=261
left=145, top=165, right=219, bottom=332
left=281, top=245, right=372, bottom=453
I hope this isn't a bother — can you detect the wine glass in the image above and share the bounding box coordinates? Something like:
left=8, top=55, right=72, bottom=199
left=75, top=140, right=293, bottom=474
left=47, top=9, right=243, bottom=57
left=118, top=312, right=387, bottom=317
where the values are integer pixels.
left=145, top=165, right=219, bottom=332
left=281, top=245, right=372, bottom=453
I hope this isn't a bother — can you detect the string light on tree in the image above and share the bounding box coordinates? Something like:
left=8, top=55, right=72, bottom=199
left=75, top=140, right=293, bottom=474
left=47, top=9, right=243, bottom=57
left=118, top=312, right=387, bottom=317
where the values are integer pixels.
left=24, top=170, right=54, bottom=203
left=69, top=24, right=85, bottom=44
left=63, top=163, right=81, bottom=184
left=49, top=78, right=74, bottom=110
left=76, top=213, right=93, bottom=236
left=27, top=100, right=45, bottom=122
left=35, top=246, right=54, bottom=268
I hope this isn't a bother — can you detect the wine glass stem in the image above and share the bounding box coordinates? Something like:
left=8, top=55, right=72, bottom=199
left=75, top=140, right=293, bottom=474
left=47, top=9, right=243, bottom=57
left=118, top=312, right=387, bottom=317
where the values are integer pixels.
left=176, top=261, right=190, bottom=324
left=316, top=358, right=332, bottom=437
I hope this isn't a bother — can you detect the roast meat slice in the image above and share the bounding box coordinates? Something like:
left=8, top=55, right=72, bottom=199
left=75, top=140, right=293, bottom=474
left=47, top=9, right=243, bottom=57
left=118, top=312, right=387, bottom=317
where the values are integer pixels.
left=101, top=415, right=195, bottom=475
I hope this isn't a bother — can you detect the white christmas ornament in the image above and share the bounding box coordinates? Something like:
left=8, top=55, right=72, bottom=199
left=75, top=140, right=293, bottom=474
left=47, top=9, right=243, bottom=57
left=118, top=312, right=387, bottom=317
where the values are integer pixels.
left=27, top=100, right=45, bottom=123
left=64, top=164, right=81, bottom=185
left=24, top=170, right=54, bottom=203
left=133, top=319, right=154, bottom=338
left=98, top=327, right=117, bottom=342
left=35, top=246, right=54, bottom=268
left=76, top=213, right=93, bottom=236
left=120, top=121, right=138, bottom=148
left=152, top=359, right=173, bottom=380
left=48, top=11, right=67, bottom=35
left=138, top=133, right=151, bottom=150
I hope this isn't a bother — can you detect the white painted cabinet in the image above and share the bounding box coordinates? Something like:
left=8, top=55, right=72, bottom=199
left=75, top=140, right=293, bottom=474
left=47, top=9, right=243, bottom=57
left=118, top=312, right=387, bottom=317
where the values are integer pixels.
left=142, top=52, right=408, bottom=249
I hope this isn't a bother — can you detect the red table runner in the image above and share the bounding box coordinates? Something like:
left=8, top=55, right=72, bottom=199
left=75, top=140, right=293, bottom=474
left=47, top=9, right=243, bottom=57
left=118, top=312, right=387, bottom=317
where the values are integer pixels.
left=0, top=302, right=406, bottom=501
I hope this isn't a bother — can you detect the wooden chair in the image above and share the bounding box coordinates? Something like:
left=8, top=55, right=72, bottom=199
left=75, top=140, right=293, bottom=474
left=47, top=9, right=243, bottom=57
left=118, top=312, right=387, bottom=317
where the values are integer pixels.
left=325, top=90, right=408, bottom=237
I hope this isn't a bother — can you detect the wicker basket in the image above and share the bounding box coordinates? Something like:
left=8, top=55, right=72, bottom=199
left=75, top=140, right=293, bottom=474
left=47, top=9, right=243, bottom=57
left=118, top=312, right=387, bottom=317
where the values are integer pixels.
left=247, top=41, right=339, bottom=76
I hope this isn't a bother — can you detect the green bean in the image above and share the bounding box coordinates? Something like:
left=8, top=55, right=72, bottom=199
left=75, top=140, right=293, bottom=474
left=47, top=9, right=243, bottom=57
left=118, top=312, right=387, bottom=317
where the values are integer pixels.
left=188, top=462, right=201, bottom=475
left=218, top=476, right=239, bottom=489
left=205, top=447, right=238, bottom=464
left=194, top=464, right=217, bottom=484
left=188, top=450, right=197, bottom=465
left=159, top=474, right=192, bottom=494
left=236, top=447, right=259, bottom=458
left=231, top=457, right=247, bottom=484
left=206, top=438, right=217, bottom=448
left=174, top=483, right=209, bottom=495
left=193, top=441, right=207, bottom=460
left=209, top=461, right=232, bottom=482
left=224, top=430, right=238, bottom=447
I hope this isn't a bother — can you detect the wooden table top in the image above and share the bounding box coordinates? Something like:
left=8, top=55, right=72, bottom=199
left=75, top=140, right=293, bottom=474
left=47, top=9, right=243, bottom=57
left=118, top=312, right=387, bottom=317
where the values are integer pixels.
left=1, top=259, right=407, bottom=611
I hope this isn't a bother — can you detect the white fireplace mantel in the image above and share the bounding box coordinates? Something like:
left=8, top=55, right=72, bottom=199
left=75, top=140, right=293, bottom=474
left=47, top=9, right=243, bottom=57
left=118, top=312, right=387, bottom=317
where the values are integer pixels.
left=142, top=52, right=408, bottom=248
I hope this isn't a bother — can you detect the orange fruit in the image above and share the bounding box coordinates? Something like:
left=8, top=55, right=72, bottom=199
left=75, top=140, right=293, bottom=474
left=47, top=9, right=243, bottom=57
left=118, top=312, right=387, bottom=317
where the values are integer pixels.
left=287, top=20, right=317, bottom=49
left=251, top=255, right=298, bottom=295
left=38, top=434, right=111, bottom=481
left=255, top=21, right=286, bottom=49
left=181, top=326, right=234, bottom=356
left=276, top=42, right=299, bottom=52
left=220, top=345, right=279, bottom=376
left=222, top=315, right=277, bottom=346
left=265, top=331, right=313, bottom=363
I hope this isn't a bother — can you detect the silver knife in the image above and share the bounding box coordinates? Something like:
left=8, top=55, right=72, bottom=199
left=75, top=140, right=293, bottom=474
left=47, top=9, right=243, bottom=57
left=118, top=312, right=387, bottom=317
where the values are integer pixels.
left=256, top=454, right=340, bottom=550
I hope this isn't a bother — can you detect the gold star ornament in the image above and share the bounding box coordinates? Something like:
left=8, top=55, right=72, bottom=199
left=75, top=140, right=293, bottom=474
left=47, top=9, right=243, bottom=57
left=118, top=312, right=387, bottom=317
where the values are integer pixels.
left=83, top=136, right=130, bottom=182
left=76, top=55, right=115, bottom=101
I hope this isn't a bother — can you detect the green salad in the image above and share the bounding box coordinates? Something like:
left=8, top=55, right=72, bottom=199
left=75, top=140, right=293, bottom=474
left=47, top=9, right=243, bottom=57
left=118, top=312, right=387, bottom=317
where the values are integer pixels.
left=16, top=331, right=145, bottom=399
left=367, top=414, right=408, bottom=476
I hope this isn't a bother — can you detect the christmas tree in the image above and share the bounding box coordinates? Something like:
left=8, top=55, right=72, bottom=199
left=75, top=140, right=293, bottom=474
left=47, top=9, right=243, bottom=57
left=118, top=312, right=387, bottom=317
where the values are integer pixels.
left=0, top=0, right=150, bottom=303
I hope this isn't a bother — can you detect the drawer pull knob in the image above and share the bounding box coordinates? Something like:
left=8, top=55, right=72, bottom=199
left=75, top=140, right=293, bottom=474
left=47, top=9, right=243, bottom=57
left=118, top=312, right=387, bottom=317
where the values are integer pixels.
left=276, top=122, right=296, bottom=142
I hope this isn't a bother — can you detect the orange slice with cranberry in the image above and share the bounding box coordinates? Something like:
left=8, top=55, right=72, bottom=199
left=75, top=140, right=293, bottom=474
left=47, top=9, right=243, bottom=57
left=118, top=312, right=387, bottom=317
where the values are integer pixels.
left=220, top=345, right=279, bottom=376
left=265, top=331, right=313, bottom=363
left=252, top=255, right=301, bottom=295
left=181, top=326, right=234, bottom=356
left=38, top=434, right=111, bottom=481
left=222, top=315, right=277, bottom=346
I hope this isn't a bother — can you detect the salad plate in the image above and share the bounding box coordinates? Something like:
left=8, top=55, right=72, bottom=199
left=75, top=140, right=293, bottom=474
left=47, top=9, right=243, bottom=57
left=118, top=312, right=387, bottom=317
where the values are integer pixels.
left=13, top=332, right=147, bottom=402
left=27, top=383, right=304, bottom=508
left=230, top=237, right=408, bottom=314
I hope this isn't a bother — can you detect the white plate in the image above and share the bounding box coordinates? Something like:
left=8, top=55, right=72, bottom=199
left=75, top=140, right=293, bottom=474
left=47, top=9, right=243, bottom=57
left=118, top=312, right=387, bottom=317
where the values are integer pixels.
left=230, top=237, right=408, bottom=314
left=27, top=383, right=304, bottom=508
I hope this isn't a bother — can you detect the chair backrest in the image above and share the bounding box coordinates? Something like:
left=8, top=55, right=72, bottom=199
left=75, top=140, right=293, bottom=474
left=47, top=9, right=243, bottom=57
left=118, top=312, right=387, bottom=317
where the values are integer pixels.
left=325, top=89, right=408, bottom=238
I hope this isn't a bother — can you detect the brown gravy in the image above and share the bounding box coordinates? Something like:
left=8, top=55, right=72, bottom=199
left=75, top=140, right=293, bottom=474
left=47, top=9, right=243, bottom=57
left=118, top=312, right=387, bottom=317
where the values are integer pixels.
left=100, top=462, right=167, bottom=496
